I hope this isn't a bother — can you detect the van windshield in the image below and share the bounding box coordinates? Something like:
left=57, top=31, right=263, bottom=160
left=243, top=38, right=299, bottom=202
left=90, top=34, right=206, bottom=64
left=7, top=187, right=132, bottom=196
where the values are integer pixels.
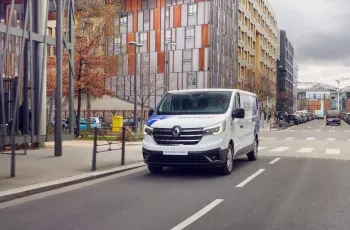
left=157, top=91, right=232, bottom=115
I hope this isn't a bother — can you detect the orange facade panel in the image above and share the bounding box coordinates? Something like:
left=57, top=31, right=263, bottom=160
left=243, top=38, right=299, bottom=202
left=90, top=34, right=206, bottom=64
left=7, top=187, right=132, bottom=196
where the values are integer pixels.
left=128, top=54, right=135, bottom=75
left=155, top=29, right=161, bottom=52
left=202, top=24, right=209, bottom=47
left=127, top=33, right=135, bottom=54
left=147, top=31, right=150, bottom=52
left=173, top=5, right=181, bottom=28
left=125, top=0, right=132, bottom=12
left=156, top=0, right=165, bottom=7
left=132, top=0, right=138, bottom=12
left=199, top=48, right=205, bottom=71
left=154, top=8, right=161, bottom=30
left=157, top=52, right=165, bottom=73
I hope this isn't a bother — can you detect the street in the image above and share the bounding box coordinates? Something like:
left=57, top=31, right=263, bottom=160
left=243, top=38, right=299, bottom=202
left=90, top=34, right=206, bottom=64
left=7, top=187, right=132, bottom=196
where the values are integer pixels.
left=1, top=119, right=350, bottom=230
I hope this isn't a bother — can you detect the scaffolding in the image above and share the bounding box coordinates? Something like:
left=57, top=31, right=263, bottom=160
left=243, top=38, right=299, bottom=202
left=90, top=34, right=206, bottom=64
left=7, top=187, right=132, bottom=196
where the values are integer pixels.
left=0, top=0, right=75, bottom=177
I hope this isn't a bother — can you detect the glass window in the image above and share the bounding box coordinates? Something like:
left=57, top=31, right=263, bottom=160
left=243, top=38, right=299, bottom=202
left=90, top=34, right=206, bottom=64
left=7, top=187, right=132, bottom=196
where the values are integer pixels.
left=183, top=50, right=192, bottom=72
left=234, top=93, right=241, bottom=109
left=120, top=14, right=127, bottom=34
left=187, top=72, right=196, bottom=89
left=188, top=4, right=197, bottom=25
left=157, top=91, right=232, bottom=115
left=144, top=10, right=150, bottom=31
left=142, top=0, right=148, bottom=9
left=140, top=32, right=147, bottom=45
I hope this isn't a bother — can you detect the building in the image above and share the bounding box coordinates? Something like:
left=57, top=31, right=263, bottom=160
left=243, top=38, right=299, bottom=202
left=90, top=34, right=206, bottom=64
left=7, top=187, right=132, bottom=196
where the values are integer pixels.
left=277, top=30, right=294, bottom=113
left=237, top=0, right=279, bottom=109
left=116, top=0, right=239, bottom=108
left=292, top=60, right=299, bottom=112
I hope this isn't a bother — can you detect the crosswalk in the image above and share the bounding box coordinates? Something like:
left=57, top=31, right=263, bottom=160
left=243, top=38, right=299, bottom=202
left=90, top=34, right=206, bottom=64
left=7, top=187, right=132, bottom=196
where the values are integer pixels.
left=260, top=137, right=349, bottom=141
left=258, top=146, right=343, bottom=155
left=277, top=130, right=350, bottom=132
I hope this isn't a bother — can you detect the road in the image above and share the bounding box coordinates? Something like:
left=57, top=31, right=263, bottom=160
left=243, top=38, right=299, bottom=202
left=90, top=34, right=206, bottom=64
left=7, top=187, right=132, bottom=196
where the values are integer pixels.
left=1, top=119, right=350, bottom=230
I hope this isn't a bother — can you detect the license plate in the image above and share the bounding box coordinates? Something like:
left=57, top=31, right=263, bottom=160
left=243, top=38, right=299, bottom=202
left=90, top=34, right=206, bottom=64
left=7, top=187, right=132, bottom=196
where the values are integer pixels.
left=163, top=151, right=188, bottom=156
left=328, top=119, right=333, bottom=121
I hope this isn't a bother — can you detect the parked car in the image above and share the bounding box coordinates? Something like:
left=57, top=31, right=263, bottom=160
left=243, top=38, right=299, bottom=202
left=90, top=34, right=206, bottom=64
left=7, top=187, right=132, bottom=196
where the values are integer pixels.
left=346, top=113, right=350, bottom=124
left=315, top=110, right=324, bottom=119
left=287, top=114, right=300, bottom=125
left=295, top=111, right=307, bottom=123
left=79, top=118, right=101, bottom=131
left=143, top=89, right=259, bottom=175
left=326, top=110, right=341, bottom=126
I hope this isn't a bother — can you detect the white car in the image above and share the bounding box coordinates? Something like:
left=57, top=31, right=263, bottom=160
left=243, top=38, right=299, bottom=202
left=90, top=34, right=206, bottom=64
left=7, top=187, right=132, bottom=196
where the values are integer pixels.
left=142, top=89, right=260, bottom=175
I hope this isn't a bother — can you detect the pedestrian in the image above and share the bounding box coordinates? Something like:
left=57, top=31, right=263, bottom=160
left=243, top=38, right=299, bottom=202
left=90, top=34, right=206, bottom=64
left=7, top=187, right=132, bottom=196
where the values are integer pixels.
left=268, top=111, right=271, bottom=123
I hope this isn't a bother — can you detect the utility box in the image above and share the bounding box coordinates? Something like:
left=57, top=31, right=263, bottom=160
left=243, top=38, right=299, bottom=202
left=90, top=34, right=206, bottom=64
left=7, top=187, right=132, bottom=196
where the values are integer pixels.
left=112, top=116, right=123, bottom=133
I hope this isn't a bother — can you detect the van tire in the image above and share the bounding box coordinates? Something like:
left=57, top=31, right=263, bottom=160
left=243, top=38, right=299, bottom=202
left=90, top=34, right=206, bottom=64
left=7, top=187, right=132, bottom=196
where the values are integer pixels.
left=247, top=138, right=258, bottom=161
left=148, top=165, right=163, bottom=174
left=221, top=144, right=234, bottom=175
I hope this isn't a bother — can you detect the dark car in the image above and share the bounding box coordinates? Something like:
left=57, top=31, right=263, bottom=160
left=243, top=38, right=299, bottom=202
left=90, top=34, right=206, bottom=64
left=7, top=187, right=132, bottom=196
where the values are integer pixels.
left=326, top=110, right=341, bottom=125
left=287, top=115, right=300, bottom=125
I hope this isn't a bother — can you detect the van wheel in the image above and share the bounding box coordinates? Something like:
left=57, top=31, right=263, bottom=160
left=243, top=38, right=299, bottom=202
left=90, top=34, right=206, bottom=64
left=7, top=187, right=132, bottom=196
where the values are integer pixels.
left=247, top=138, right=258, bottom=161
left=221, top=144, right=234, bottom=175
left=148, top=165, right=163, bottom=174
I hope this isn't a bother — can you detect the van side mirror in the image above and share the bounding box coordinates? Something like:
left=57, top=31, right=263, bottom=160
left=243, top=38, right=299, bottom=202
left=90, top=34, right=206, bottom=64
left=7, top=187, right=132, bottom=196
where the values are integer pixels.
left=232, top=108, right=245, bottom=119
left=148, top=108, right=155, bottom=118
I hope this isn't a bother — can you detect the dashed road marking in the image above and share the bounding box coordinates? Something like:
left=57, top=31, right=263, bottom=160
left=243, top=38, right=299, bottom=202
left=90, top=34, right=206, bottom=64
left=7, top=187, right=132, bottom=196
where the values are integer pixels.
left=236, top=169, right=266, bottom=188
left=327, top=138, right=335, bottom=141
left=306, top=137, right=315, bottom=141
left=285, top=137, right=295, bottom=140
left=258, top=147, right=267, bottom=151
left=268, top=158, right=281, bottom=164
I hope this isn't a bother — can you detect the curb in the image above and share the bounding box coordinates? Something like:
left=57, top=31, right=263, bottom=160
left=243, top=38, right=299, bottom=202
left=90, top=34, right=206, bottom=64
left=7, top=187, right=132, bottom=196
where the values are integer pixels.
left=0, top=162, right=145, bottom=203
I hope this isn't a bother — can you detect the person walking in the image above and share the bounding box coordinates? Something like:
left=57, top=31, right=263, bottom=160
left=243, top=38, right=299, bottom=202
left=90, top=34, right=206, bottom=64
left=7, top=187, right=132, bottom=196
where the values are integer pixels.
left=268, top=111, right=271, bottom=123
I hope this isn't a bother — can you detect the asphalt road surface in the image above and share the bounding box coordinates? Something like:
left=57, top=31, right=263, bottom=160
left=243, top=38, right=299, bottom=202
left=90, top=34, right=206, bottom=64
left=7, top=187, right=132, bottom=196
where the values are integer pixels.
left=1, top=119, right=350, bottom=230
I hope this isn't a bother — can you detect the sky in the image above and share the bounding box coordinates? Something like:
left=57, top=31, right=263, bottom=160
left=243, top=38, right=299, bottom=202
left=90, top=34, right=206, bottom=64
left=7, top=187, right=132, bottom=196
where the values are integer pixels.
left=269, top=0, right=350, bottom=88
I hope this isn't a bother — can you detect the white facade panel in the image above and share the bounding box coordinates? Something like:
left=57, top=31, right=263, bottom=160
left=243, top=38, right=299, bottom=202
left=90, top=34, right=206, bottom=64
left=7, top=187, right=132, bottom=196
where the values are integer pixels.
left=204, top=47, right=209, bottom=71
left=192, top=49, right=199, bottom=72
left=161, top=7, right=165, bottom=29
left=161, top=29, right=164, bottom=51
left=169, top=50, right=174, bottom=73
left=197, top=71, right=204, bottom=89
left=150, top=30, right=156, bottom=52
left=150, top=9, right=154, bottom=31
left=204, top=1, right=210, bottom=24
left=138, top=11, right=143, bottom=31
left=127, top=13, right=133, bottom=33
left=197, top=2, right=205, bottom=25
left=174, top=50, right=183, bottom=73
left=176, top=27, right=185, bottom=50
left=170, top=6, right=174, bottom=28
left=181, top=4, right=188, bottom=27
left=150, top=52, right=158, bottom=71
left=195, top=25, right=202, bottom=48
left=172, top=28, right=176, bottom=50
left=182, top=72, right=187, bottom=89
left=169, top=73, right=178, bottom=90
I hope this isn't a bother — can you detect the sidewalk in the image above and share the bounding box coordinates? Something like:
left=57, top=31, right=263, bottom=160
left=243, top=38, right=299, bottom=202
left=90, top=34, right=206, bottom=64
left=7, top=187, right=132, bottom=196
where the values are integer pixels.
left=0, top=140, right=144, bottom=193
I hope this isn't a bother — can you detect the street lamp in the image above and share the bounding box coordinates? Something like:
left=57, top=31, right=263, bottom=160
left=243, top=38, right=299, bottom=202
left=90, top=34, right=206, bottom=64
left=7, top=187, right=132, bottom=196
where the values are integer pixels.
left=164, top=41, right=176, bottom=96
left=129, top=41, right=143, bottom=132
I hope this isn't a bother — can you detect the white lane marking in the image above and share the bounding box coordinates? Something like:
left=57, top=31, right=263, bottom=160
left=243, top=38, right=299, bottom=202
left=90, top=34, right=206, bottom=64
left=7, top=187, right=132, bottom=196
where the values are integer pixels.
left=266, top=137, right=276, bottom=140
left=327, top=138, right=335, bottom=141
left=316, top=130, right=321, bottom=132
left=330, top=130, right=335, bottom=132
left=325, top=149, right=340, bottom=155
left=306, top=137, right=315, bottom=141
left=268, top=158, right=281, bottom=164
left=258, top=147, right=267, bottom=151
left=285, top=137, right=295, bottom=140
left=236, top=169, right=265, bottom=188
left=171, top=199, right=223, bottom=230
left=297, top=148, right=314, bottom=153
left=270, top=147, right=289, bottom=152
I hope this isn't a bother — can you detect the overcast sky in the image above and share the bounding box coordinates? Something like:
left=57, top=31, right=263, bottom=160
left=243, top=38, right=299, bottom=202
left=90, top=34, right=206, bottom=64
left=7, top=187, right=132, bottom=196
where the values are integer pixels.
left=269, top=0, right=350, bottom=88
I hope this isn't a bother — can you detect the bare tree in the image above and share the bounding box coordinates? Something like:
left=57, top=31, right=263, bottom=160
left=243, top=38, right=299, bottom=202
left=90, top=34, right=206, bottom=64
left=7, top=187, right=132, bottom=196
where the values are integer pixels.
left=247, top=74, right=276, bottom=110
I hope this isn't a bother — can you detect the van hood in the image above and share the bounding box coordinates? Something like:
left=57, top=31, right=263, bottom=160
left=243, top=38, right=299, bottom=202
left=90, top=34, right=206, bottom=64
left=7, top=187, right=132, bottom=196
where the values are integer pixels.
left=147, top=114, right=226, bottom=129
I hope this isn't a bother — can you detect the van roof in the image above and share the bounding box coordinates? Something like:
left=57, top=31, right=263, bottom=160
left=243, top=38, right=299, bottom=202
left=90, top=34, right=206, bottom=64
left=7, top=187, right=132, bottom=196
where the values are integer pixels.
left=167, top=88, right=257, bottom=97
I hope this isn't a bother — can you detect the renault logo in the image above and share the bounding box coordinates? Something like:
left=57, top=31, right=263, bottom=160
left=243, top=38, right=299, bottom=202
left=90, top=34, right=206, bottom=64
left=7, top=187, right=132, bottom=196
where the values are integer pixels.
left=172, top=126, right=182, bottom=138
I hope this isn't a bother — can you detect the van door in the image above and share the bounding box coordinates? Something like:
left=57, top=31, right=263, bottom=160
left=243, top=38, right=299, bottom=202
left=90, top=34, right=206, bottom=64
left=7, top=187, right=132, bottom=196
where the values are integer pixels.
left=232, top=92, right=245, bottom=156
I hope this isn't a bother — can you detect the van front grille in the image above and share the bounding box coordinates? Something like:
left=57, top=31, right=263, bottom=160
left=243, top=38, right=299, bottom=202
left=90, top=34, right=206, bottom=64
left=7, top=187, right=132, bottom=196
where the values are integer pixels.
left=152, top=128, right=204, bottom=145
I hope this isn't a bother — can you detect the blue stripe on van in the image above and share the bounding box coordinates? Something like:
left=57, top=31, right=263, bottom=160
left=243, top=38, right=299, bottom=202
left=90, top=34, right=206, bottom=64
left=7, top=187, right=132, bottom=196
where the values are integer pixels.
left=147, top=115, right=172, bottom=126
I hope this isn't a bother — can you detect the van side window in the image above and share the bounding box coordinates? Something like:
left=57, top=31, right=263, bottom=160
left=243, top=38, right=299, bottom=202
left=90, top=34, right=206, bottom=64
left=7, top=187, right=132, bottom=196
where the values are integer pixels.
left=234, top=93, right=241, bottom=109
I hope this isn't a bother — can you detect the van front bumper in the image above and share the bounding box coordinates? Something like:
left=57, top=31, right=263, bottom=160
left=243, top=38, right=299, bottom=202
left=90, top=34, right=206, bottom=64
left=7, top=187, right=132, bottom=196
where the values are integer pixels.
left=143, top=148, right=229, bottom=168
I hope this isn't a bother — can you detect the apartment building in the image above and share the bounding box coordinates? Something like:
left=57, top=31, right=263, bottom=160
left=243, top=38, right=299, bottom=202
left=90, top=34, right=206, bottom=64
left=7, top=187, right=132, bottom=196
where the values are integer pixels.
left=116, top=0, right=239, bottom=108
left=237, top=0, right=278, bottom=105
left=277, top=30, right=295, bottom=113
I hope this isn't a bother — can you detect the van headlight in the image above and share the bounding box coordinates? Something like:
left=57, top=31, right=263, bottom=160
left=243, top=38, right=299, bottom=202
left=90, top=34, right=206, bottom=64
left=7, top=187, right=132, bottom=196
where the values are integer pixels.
left=203, top=121, right=226, bottom=135
left=144, top=125, right=153, bottom=135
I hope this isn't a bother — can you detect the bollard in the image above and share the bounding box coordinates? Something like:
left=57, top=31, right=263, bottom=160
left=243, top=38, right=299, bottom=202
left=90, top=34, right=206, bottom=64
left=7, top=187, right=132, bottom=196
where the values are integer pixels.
left=121, top=126, right=126, bottom=165
left=92, top=127, right=98, bottom=171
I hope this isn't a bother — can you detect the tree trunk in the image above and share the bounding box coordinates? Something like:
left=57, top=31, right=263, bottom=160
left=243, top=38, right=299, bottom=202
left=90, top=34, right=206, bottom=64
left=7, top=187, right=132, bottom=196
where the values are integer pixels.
left=140, top=102, right=144, bottom=133
left=87, top=92, right=91, bottom=133
left=76, top=89, right=82, bottom=137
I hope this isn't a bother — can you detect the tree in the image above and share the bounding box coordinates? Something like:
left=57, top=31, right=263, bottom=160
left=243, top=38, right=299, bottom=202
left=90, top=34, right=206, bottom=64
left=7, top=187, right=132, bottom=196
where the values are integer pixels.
left=47, top=0, right=122, bottom=135
left=123, top=65, right=165, bottom=131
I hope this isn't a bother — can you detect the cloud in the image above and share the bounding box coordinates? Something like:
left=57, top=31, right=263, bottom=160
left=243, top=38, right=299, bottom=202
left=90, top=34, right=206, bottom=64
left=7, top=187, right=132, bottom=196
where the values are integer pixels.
left=269, top=0, right=350, bottom=83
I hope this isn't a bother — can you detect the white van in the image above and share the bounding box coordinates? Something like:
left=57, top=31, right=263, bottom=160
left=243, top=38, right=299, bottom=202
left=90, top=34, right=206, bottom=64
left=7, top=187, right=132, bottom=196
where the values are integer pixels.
left=142, top=89, right=260, bottom=175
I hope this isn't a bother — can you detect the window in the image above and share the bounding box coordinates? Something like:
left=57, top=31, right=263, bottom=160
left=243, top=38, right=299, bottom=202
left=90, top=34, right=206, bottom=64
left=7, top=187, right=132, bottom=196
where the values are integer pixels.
left=183, top=50, right=192, bottom=72
left=165, top=29, right=171, bottom=43
left=48, top=27, right=53, bottom=37
left=140, top=32, right=147, bottom=45
left=120, top=14, right=127, bottom=34
left=142, top=0, right=148, bottom=9
left=165, top=7, right=170, bottom=28
left=234, top=93, right=241, bottom=109
left=185, top=26, right=195, bottom=48
left=187, top=72, right=196, bottom=89
left=188, top=4, right=197, bottom=25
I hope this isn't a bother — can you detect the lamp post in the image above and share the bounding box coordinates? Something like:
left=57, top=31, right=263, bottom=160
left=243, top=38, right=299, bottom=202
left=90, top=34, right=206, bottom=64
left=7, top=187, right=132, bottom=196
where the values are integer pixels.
left=129, top=41, right=143, bottom=132
left=164, top=41, right=176, bottom=96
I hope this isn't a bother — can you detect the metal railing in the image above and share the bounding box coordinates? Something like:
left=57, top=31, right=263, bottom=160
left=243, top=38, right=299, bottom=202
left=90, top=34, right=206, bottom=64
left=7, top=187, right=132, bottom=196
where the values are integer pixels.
left=91, top=127, right=126, bottom=171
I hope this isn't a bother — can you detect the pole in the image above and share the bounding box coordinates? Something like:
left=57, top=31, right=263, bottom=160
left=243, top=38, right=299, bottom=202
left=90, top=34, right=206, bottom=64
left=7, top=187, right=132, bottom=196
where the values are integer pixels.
left=68, top=0, right=75, bottom=134
left=163, top=43, right=168, bottom=96
left=55, top=0, right=63, bottom=156
left=133, top=45, right=137, bottom=133
left=121, top=126, right=125, bottom=165
left=91, top=127, right=97, bottom=171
